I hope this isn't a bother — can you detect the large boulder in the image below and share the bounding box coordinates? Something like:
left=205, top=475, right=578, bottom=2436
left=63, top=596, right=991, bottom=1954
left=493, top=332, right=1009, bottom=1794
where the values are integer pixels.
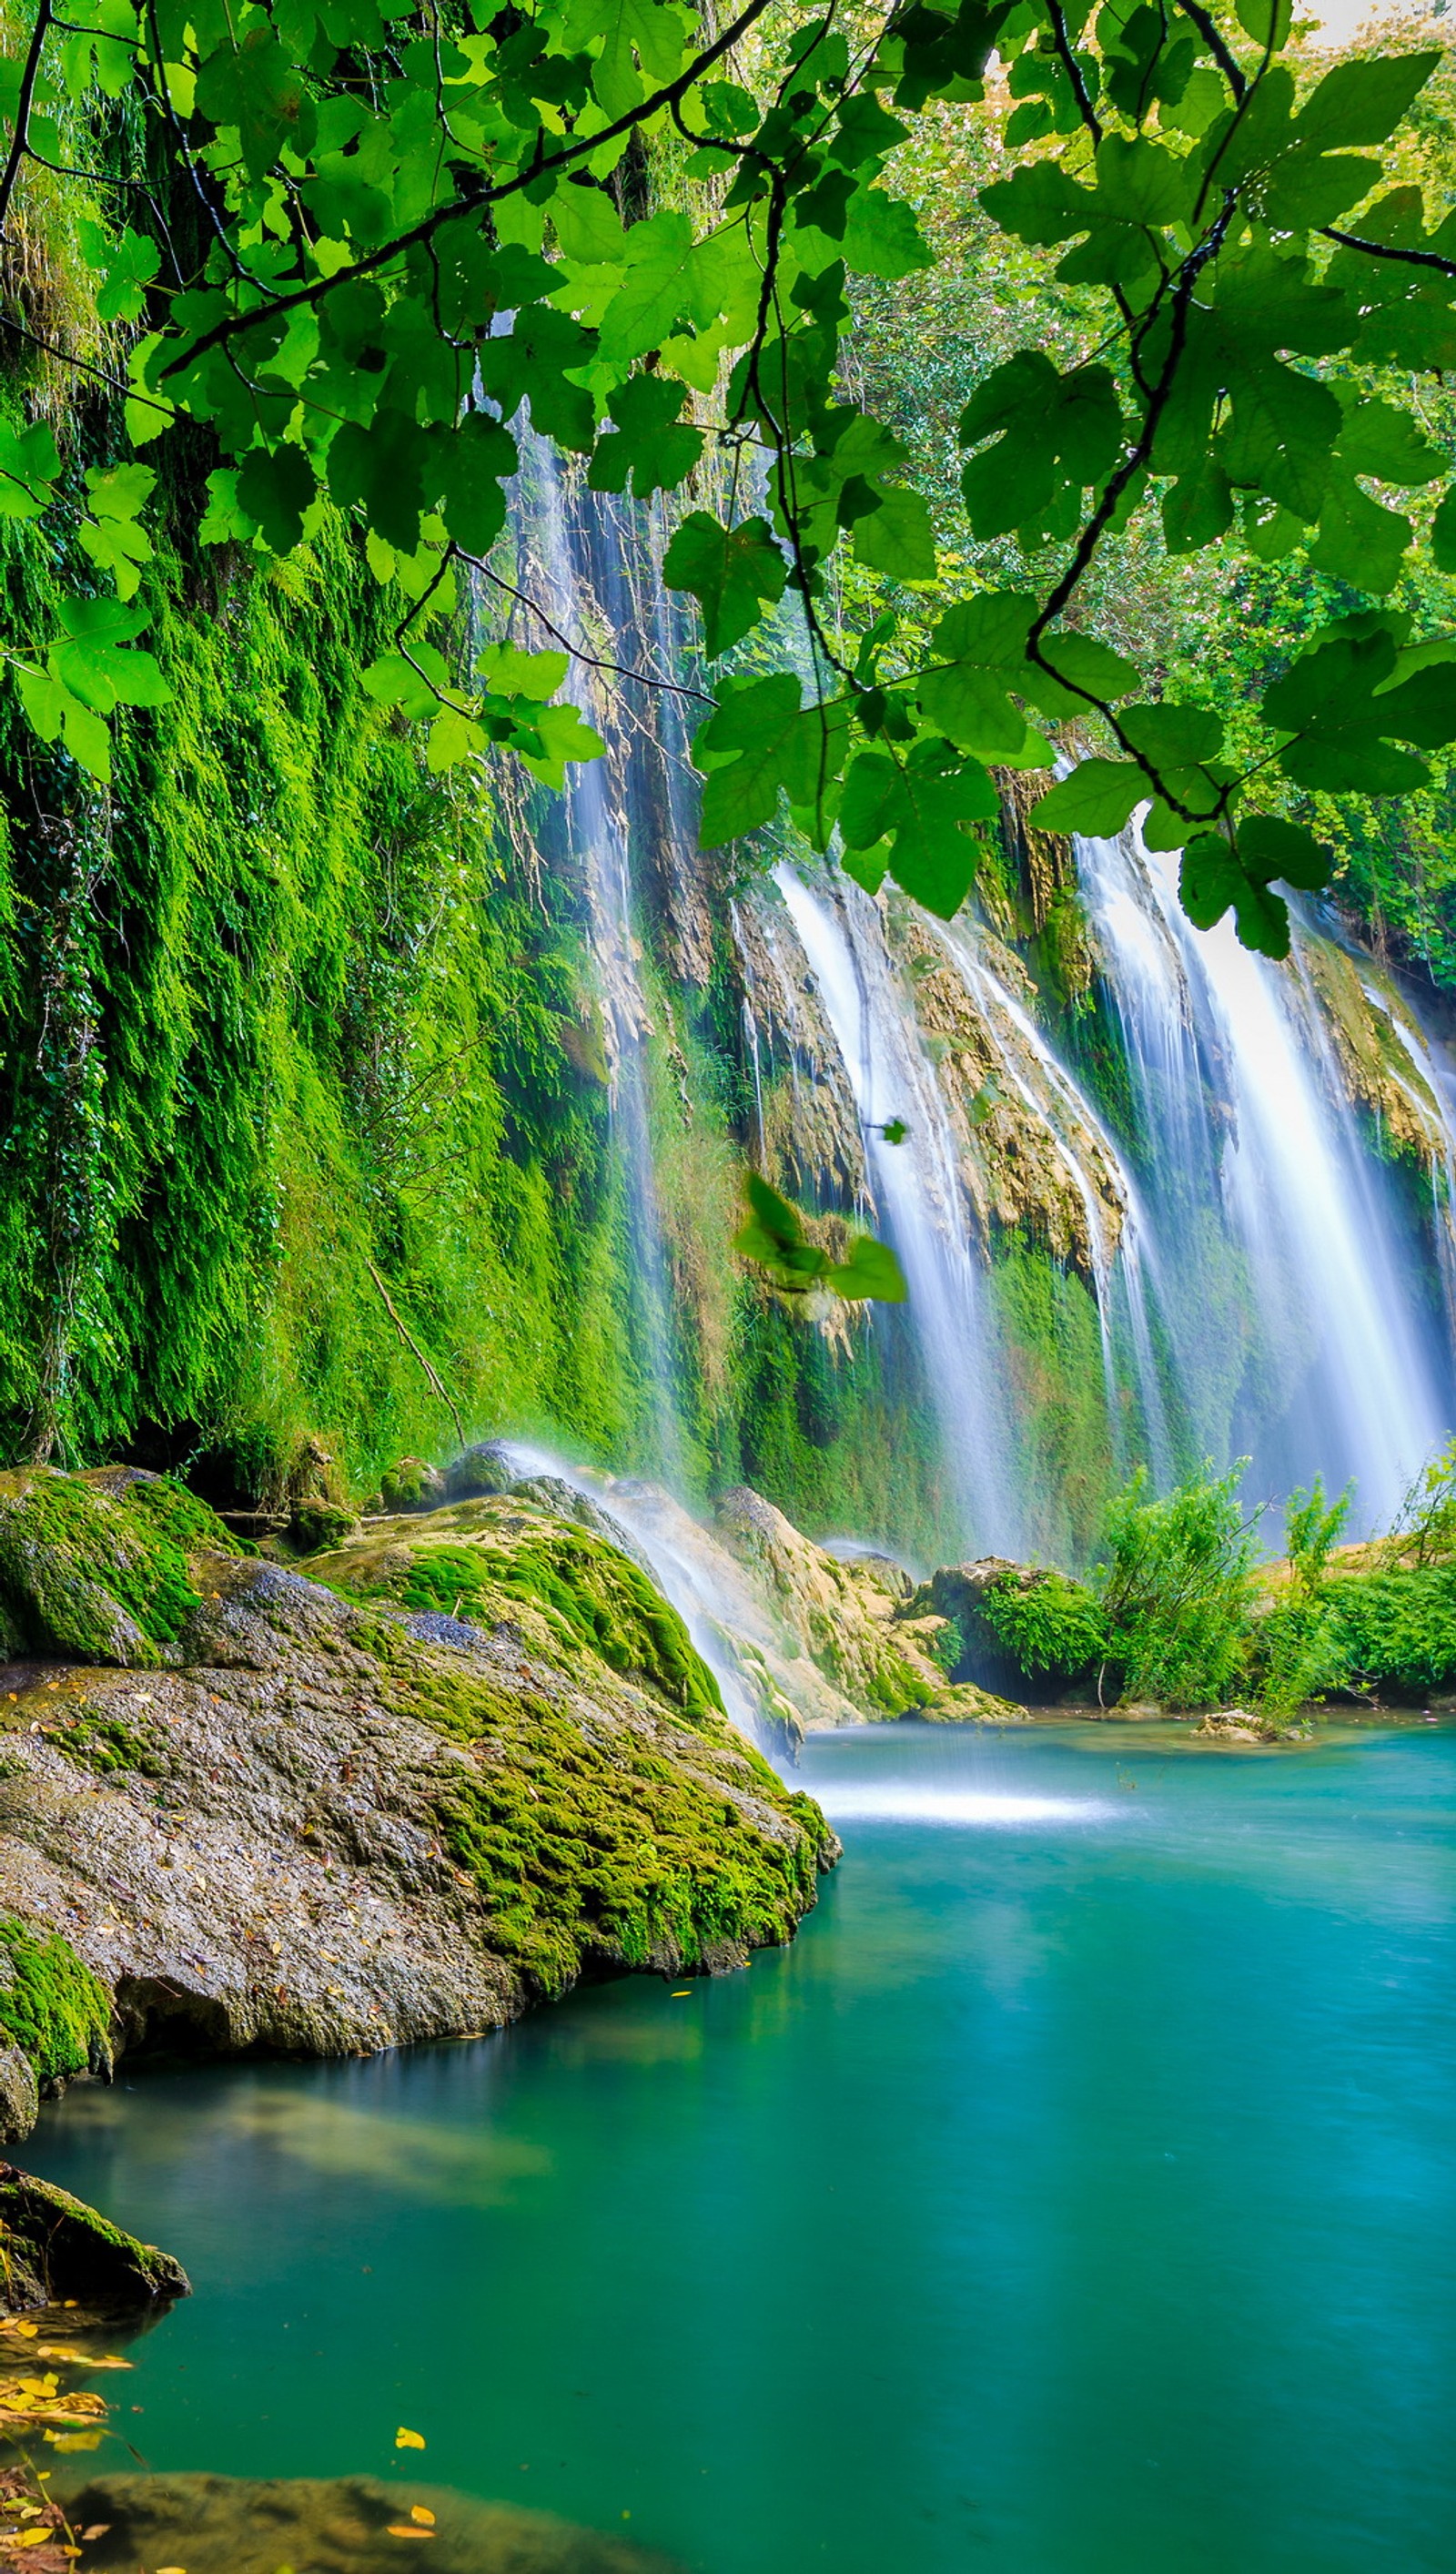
left=0, top=1475, right=836, bottom=2123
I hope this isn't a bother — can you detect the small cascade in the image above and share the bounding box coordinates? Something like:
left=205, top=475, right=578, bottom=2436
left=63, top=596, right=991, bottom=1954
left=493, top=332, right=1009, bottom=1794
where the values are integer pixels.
left=772, top=863, right=1019, bottom=1554
left=1077, top=824, right=1456, bottom=1527
left=498, top=1440, right=812, bottom=1759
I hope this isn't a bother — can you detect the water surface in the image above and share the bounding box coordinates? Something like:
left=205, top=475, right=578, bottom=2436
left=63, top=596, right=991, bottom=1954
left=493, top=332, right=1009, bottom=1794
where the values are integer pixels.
left=30, top=1723, right=1456, bottom=2571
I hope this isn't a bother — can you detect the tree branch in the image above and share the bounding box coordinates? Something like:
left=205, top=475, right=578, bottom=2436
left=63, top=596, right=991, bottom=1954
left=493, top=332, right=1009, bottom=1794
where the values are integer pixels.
left=0, top=0, right=56, bottom=240
left=158, top=0, right=781, bottom=380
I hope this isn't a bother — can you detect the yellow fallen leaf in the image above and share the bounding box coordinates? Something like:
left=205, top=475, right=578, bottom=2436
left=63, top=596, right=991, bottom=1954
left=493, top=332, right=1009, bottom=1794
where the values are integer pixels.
left=386, top=2529, right=433, bottom=2542
left=671, top=1990, right=692, bottom=1998
left=5, top=2529, right=58, bottom=2548
left=410, top=2508, right=435, bottom=2527
left=394, top=2427, right=426, bottom=2450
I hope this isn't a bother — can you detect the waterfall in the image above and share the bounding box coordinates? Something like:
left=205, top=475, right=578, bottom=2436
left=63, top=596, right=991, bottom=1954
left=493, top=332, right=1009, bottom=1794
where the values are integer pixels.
left=772, top=863, right=1020, bottom=1555
left=511, top=446, right=686, bottom=1484
left=923, top=910, right=1177, bottom=1486
left=1077, top=824, right=1456, bottom=1530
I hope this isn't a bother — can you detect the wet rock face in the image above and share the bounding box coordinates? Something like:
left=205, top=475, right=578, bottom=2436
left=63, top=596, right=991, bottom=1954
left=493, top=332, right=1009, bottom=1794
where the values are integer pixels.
left=712, top=1490, right=1025, bottom=1729
left=68, top=2475, right=682, bottom=2573
left=0, top=2166, right=187, bottom=2315
left=0, top=1478, right=834, bottom=2136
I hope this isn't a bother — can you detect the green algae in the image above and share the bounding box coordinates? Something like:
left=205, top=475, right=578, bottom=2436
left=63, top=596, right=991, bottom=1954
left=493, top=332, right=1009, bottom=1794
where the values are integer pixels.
left=0, top=1920, right=111, bottom=2084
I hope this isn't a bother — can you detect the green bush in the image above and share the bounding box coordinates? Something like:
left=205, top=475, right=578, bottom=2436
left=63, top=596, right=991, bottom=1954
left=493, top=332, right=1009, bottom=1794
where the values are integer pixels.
left=1322, top=1566, right=1456, bottom=1700
left=1097, top=1463, right=1258, bottom=1710
left=979, top=1572, right=1107, bottom=1691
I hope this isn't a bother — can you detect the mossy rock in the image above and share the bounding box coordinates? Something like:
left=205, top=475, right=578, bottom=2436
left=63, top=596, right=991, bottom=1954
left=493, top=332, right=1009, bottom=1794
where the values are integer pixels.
left=0, top=1922, right=111, bottom=2088
left=290, top=1499, right=361, bottom=1555
left=314, top=1503, right=725, bottom=1728
left=0, top=1469, right=244, bottom=1667
left=69, top=2474, right=679, bottom=2573
left=0, top=2167, right=187, bottom=2316
left=419, top=1678, right=834, bottom=1997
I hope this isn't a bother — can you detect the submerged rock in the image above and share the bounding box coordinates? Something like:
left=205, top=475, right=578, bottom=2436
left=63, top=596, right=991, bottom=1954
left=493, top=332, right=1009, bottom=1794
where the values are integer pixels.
left=68, top=2474, right=681, bottom=2573
left=0, top=1474, right=835, bottom=2138
left=0, top=2166, right=187, bottom=2314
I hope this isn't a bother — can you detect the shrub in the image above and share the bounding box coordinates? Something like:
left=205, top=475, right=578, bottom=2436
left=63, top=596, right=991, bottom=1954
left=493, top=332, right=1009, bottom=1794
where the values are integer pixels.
left=1097, top=1463, right=1258, bottom=1710
left=1323, top=1565, right=1456, bottom=1699
left=979, top=1572, right=1107, bottom=1692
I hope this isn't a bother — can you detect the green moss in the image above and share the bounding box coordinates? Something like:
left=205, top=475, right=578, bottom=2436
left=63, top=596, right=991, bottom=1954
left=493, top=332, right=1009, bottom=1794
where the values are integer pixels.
left=430, top=1686, right=829, bottom=1996
left=0, top=1920, right=111, bottom=2083
left=0, top=1469, right=214, bottom=1663
left=328, top=1526, right=725, bottom=1724
left=36, top=1696, right=167, bottom=1778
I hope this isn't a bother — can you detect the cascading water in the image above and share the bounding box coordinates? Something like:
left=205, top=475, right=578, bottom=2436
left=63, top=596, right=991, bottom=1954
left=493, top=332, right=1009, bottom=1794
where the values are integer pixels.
left=511, top=445, right=685, bottom=1484
left=771, top=863, right=1019, bottom=1555
left=1077, top=823, right=1456, bottom=1528
left=924, top=909, right=1177, bottom=1487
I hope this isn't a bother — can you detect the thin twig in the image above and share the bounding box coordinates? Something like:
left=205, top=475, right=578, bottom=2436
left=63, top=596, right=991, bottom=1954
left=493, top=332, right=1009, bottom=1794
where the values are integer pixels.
left=364, top=1260, right=465, bottom=1447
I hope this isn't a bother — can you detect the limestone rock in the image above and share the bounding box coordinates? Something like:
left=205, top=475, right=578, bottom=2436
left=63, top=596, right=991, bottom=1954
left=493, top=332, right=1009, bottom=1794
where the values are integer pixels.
left=0, top=2047, right=36, bottom=2143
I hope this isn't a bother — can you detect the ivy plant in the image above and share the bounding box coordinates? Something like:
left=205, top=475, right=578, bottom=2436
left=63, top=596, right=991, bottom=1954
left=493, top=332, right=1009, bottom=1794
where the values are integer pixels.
left=2, top=0, right=1455, bottom=955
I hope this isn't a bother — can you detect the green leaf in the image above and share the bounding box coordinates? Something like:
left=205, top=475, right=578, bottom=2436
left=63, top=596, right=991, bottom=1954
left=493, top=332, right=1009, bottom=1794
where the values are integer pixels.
left=551, top=177, right=628, bottom=266
left=596, top=212, right=696, bottom=362
left=76, top=220, right=162, bottom=324
left=960, top=354, right=1123, bottom=541
left=1296, top=51, right=1441, bottom=150
left=0, top=420, right=60, bottom=520
left=732, top=1174, right=831, bottom=1285
left=827, top=1234, right=908, bottom=1302
left=916, top=591, right=1039, bottom=758
left=17, top=664, right=113, bottom=782
left=1023, top=633, right=1140, bottom=717
left=1180, top=832, right=1290, bottom=957
left=1239, top=814, right=1332, bottom=893
left=328, top=409, right=430, bottom=552
left=839, top=743, right=995, bottom=917
left=1336, top=399, right=1443, bottom=488
left=1262, top=626, right=1439, bottom=794
left=194, top=25, right=318, bottom=177
left=664, top=515, right=788, bottom=659
left=235, top=445, right=316, bottom=554
left=696, top=674, right=823, bottom=846
left=478, top=644, right=569, bottom=702
left=1028, top=758, right=1145, bottom=836
left=517, top=700, right=605, bottom=789
left=1309, top=480, right=1411, bottom=596
left=1432, top=485, right=1456, bottom=577
left=850, top=482, right=936, bottom=582
left=589, top=376, right=703, bottom=500
left=842, top=187, right=934, bottom=279
left=436, top=414, right=519, bottom=556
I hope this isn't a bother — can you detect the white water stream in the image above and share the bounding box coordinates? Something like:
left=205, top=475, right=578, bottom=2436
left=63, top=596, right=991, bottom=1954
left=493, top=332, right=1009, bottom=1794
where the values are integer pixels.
left=1077, top=825, right=1456, bottom=1527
